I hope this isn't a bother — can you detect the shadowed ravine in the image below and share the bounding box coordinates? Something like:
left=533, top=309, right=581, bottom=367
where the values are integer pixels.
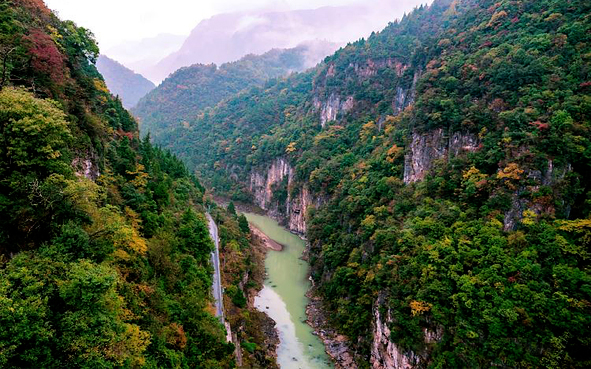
left=244, top=213, right=332, bottom=369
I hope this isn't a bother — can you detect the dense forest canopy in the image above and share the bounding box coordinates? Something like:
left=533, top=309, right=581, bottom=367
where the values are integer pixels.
left=0, top=1, right=243, bottom=367
left=133, top=42, right=337, bottom=142
left=146, top=0, right=591, bottom=367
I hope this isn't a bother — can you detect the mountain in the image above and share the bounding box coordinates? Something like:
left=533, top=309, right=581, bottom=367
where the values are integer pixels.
left=0, top=1, right=273, bottom=367
left=96, top=55, right=155, bottom=108
left=133, top=40, right=339, bottom=140
left=104, top=33, right=185, bottom=83
left=151, top=4, right=414, bottom=83
left=150, top=0, right=591, bottom=366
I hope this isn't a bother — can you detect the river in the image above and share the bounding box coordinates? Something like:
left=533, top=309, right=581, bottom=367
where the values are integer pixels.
left=244, top=213, right=332, bottom=369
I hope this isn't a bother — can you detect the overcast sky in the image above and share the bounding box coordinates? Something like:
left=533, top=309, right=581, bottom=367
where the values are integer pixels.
left=44, top=0, right=430, bottom=50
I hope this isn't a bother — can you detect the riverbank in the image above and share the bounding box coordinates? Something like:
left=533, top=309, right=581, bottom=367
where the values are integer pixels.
left=245, top=213, right=332, bottom=368
left=250, top=224, right=284, bottom=251
left=306, top=289, right=358, bottom=368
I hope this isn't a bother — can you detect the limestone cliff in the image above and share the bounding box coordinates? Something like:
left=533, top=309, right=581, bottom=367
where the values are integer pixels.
left=249, top=158, right=322, bottom=235
left=404, top=129, right=479, bottom=184
left=72, top=149, right=101, bottom=181
left=502, top=159, right=572, bottom=231
left=314, top=93, right=355, bottom=128
left=371, top=295, right=443, bottom=368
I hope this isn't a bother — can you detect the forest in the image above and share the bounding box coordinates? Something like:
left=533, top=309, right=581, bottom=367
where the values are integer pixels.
left=0, top=1, right=277, bottom=367
left=146, top=0, right=591, bottom=367
left=1, top=0, right=590, bottom=367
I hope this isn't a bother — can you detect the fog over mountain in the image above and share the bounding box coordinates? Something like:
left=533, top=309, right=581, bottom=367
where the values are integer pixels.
left=104, top=34, right=185, bottom=78
left=134, top=1, right=424, bottom=83
left=96, top=55, right=155, bottom=108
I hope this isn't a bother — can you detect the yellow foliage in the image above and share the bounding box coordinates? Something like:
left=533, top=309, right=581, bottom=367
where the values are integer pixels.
left=85, top=205, right=147, bottom=256
left=285, top=141, right=297, bottom=153
left=126, top=163, right=149, bottom=191
left=360, top=121, right=377, bottom=141
left=386, top=144, right=403, bottom=163
left=410, top=300, right=432, bottom=316
left=522, top=209, right=538, bottom=226
left=497, top=163, right=524, bottom=189
left=557, top=218, right=591, bottom=246
left=361, top=215, right=376, bottom=230
left=110, top=324, right=150, bottom=367
left=488, top=10, right=508, bottom=27
left=463, top=166, right=487, bottom=182
left=93, top=78, right=110, bottom=94
left=113, top=249, right=131, bottom=261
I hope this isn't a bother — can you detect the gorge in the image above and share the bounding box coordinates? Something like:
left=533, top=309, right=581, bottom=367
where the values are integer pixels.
left=1, top=0, right=590, bottom=368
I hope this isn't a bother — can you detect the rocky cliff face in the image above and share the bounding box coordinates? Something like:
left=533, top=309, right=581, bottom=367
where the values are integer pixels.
left=502, top=159, right=572, bottom=231
left=404, top=129, right=479, bottom=184
left=371, top=295, right=443, bottom=368
left=72, top=149, right=101, bottom=181
left=249, top=158, right=321, bottom=234
left=314, top=93, right=355, bottom=128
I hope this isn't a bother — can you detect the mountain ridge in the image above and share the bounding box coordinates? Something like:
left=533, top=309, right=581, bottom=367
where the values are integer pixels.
left=96, top=55, right=155, bottom=108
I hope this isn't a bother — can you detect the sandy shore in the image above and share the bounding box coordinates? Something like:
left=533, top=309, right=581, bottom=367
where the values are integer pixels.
left=250, top=224, right=283, bottom=251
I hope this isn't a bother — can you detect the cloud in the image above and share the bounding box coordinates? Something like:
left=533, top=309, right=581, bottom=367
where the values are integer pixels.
left=44, top=0, right=430, bottom=50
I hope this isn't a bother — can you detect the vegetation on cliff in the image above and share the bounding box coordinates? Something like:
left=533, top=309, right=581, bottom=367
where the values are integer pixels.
left=146, top=0, right=591, bottom=366
left=0, top=1, right=240, bottom=367
left=133, top=42, right=337, bottom=142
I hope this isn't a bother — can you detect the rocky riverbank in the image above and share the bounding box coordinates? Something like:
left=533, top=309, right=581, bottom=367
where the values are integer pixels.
left=250, top=224, right=284, bottom=251
left=306, top=289, right=359, bottom=368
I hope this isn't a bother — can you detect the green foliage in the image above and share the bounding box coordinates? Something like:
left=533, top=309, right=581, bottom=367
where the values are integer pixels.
left=0, top=1, right=234, bottom=367
left=238, top=214, right=250, bottom=234
left=133, top=45, right=322, bottom=141
left=144, top=0, right=591, bottom=366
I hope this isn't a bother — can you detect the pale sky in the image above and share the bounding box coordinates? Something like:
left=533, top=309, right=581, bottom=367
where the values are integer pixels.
left=44, top=0, right=429, bottom=50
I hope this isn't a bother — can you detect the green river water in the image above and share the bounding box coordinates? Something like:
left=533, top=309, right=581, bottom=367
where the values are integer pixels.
left=244, top=213, right=332, bottom=369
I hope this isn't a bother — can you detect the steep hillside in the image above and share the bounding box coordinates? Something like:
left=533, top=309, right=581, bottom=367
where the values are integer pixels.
left=104, top=33, right=185, bottom=83
left=0, top=1, right=267, bottom=367
left=96, top=55, right=155, bottom=108
left=151, top=0, right=591, bottom=366
left=133, top=42, right=338, bottom=141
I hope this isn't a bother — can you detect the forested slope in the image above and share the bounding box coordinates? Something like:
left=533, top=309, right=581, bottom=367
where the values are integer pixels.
left=149, top=0, right=591, bottom=367
left=0, top=1, right=243, bottom=367
left=96, top=55, right=155, bottom=109
left=133, top=42, right=337, bottom=142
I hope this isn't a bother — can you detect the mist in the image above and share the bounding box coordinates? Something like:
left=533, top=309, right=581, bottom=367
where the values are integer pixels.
left=123, top=0, right=431, bottom=83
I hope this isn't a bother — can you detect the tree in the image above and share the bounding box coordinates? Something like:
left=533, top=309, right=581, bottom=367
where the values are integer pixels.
left=238, top=214, right=250, bottom=234
left=227, top=201, right=237, bottom=217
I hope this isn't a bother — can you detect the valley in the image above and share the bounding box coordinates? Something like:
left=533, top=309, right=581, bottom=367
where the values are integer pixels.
left=247, top=213, right=331, bottom=368
left=1, top=0, right=590, bottom=368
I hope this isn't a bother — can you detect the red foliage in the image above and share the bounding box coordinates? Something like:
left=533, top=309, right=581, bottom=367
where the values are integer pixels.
left=480, top=40, right=493, bottom=49
left=580, top=81, right=591, bottom=88
left=530, top=121, right=550, bottom=130
left=116, top=129, right=135, bottom=140
left=23, top=29, right=66, bottom=84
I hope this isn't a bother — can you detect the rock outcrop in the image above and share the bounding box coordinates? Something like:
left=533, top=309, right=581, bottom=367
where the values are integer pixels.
left=72, top=150, right=100, bottom=180
left=371, top=296, right=443, bottom=368
left=502, top=159, right=572, bottom=231
left=314, top=93, right=355, bottom=128
left=249, top=158, right=321, bottom=235
left=306, top=292, right=358, bottom=368
left=404, top=129, right=479, bottom=184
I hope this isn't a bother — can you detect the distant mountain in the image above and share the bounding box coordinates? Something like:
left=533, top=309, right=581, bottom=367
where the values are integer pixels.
left=133, top=41, right=338, bottom=140
left=104, top=34, right=186, bottom=83
left=150, top=5, right=409, bottom=83
left=96, top=55, right=155, bottom=108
